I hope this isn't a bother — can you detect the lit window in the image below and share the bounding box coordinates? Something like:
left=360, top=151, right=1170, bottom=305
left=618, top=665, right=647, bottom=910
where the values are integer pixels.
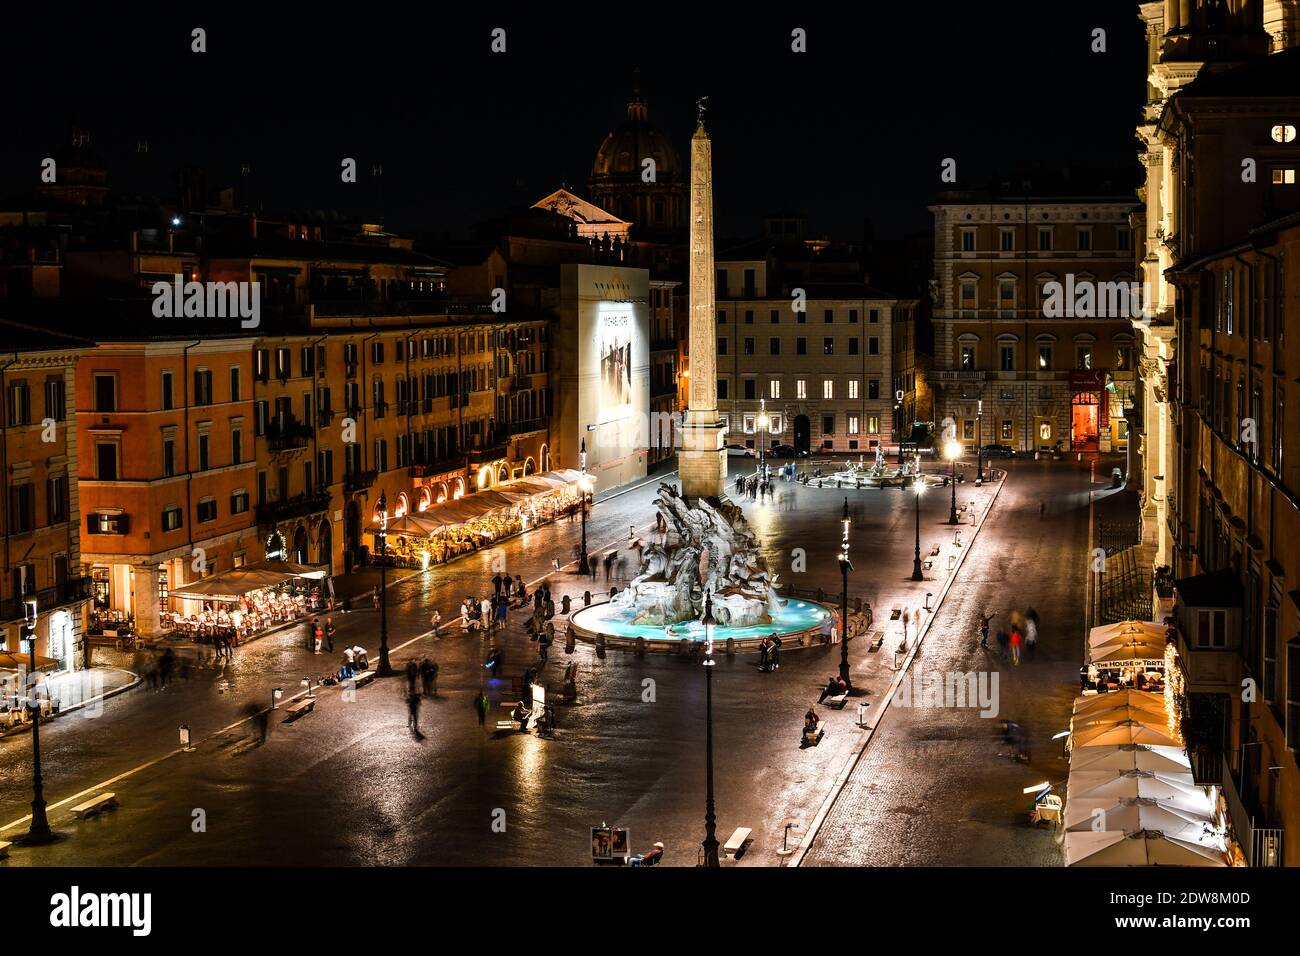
left=796, top=379, right=807, bottom=399
left=822, top=379, right=834, bottom=399
left=848, top=380, right=859, bottom=399
left=847, top=415, right=860, bottom=435
left=1272, top=168, right=1297, bottom=185
left=769, top=380, right=780, bottom=399
left=1271, top=124, right=1297, bottom=143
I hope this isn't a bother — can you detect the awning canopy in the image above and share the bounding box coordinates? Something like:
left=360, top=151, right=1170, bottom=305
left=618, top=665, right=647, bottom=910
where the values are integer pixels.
left=0, top=651, right=60, bottom=673
left=1087, top=620, right=1169, bottom=664
left=1068, top=743, right=1193, bottom=776
left=241, top=558, right=328, bottom=579
left=1071, top=719, right=1182, bottom=749
left=1072, top=691, right=1169, bottom=732
left=171, top=567, right=301, bottom=602
left=1064, top=828, right=1228, bottom=867
left=1066, top=769, right=1206, bottom=807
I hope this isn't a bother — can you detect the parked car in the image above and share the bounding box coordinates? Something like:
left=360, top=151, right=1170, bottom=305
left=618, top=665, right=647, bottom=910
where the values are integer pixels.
left=724, top=444, right=755, bottom=457
left=768, top=444, right=805, bottom=458
left=980, top=444, right=1016, bottom=458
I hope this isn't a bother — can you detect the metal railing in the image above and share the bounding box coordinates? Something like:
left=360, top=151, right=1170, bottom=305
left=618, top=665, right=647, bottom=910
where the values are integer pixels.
left=1, top=576, right=93, bottom=621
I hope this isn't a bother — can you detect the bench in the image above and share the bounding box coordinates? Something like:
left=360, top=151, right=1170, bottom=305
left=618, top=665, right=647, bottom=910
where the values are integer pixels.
left=283, top=698, right=315, bottom=721
left=802, top=726, right=824, bottom=747
left=825, top=693, right=849, bottom=709
left=0, top=840, right=10, bottom=859
left=723, top=827, right=752, bottom=858
left=71, top=792, right=117, bottom=819
left=352, top=670, right=375, bottom=688
left=867, top=631, right=884, bottom=652
left=494, top=719, right=518, bottom=731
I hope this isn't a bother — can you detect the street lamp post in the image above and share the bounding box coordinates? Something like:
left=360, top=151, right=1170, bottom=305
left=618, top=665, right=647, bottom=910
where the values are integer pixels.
left=578, top=437, right=591, bottom=577
left=976, top=399, right=985, bottom=482
left=20, top=598, right=53, bottom=844
left=945, top=440, right=961, bottom=524
left=376, top=490, right=394, bottom=676
left=700, top=592, right=720, bottom=867
left=756, top=397, right=769, bottom=482
left=837, top=497, right=853, bottom=689
left=910, top=479, right=926, bottom=581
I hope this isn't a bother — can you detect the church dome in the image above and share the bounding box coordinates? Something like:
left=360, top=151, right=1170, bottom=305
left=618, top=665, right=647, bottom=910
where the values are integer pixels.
left=591, top=92, right=683, bottom=183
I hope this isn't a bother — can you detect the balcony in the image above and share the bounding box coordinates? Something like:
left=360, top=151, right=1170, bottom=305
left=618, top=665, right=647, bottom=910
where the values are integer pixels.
left=508, top=417, right=546, bottom=436
left=932, top=369, right=987, bottom=381
left=344, top=469, right=378, bottom=492
left=255, top=491, right=332, bottom=527
left=1, top=576, right=93, bottom=621
left=1219, top=759, right=1286, bottom=866
left=266, top=418, right=313, bottom=451
left=408, top=458, right=463, bottom=479
left=468, top=443, right=509, bottom=463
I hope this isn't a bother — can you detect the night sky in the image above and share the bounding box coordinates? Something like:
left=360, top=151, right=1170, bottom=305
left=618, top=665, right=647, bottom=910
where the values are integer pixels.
left=3, top=3, right=1146, bottom=240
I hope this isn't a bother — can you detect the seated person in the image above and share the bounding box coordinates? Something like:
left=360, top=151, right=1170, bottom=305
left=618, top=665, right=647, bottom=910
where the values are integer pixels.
left=803, top=708, right=821, bottom=740
left=817, top=676, right=846, bottom=703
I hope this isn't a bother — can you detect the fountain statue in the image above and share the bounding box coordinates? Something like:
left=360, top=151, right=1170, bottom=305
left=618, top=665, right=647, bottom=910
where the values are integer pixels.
left=611, top=483, right=782, bottom=627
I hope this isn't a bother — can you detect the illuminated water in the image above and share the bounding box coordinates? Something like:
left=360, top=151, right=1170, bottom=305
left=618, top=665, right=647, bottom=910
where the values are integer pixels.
left=569, top=597, right=831, bottom=642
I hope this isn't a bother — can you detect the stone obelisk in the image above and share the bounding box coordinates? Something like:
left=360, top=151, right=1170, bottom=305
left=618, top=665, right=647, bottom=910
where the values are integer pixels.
left=678, top=102, right=727, bottom=503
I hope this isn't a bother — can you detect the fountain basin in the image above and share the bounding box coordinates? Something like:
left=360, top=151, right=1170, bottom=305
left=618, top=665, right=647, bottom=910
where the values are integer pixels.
left=569, top=597, right=839, bottom=652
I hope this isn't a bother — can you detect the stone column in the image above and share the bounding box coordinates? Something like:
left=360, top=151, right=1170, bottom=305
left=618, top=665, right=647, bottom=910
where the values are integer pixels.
left=678, top=116, right=727, bottom=501
left=132, top=563, right=161, bottom=638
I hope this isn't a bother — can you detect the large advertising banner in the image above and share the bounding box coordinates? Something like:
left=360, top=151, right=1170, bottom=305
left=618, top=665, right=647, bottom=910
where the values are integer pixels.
left=557, top=264, right=650, bottom=490
left=597, top=305, right=634, bottom=416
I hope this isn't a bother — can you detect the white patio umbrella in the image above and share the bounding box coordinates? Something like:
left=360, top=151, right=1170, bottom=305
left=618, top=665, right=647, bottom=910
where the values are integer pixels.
left=1071, top=719, right=1182, bottom=749
left=1072, top=697, right=1168, bottom=732
left=1065, top=829, right=1227, bottom=867
left=1064, top=797, right=1215, bottom=841
left=1068, top=743, right=1192, bottom=776
left=1073, top=689, right=1167, bottom=718
left=1068, top=768, right=1208, bottom=803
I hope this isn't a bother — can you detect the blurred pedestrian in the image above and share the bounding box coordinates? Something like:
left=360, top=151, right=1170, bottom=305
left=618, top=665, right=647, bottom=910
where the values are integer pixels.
left=407, top=692, right=423, bottom=738
left=420, top=657, right=436, bottom=696
left=406, top=659, right=419, bottom=696
left=474, top=690, right=490, bottom=727
left=979, top=611, right=995, bottom=649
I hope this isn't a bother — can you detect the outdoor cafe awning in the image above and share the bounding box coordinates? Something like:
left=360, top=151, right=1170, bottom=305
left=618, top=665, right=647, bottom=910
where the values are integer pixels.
left=1064, top=828, right=1227, bottom=867
left=0, top=651, right=60, bottom=673
left=1087, top=620, right=1168, bottom=665
left=170, top=567, right=301, bottom=602
left=1072, top=691, right=1169, bottom=731
left=1066, top=769, right=1206, bottom=807
left=1068, top=743, right=1193, bottom=777
left=1070, top=719, right=1182, bottom=750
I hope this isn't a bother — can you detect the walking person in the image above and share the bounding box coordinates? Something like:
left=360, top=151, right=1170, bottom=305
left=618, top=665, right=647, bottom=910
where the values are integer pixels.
left=420, top=657, right=437, bottom=696
left=1039, top=499, right=1046, bottom=520
left=407, top=692, right=423, bottom=738
left=474, top=689, right=490, bottom=727
left=1025, top=608, right=1038, bottom=659
left=979, top=611, right=995, bottom=649
left=405, top=659, right=419, bottom=696
left=325, top=617, right=336, bottom=653
left=1009, top=625, right=1023, bottom=666
left=492, top=572, right=503, bottom=598
left=430, top=609, right=442, bottom=639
